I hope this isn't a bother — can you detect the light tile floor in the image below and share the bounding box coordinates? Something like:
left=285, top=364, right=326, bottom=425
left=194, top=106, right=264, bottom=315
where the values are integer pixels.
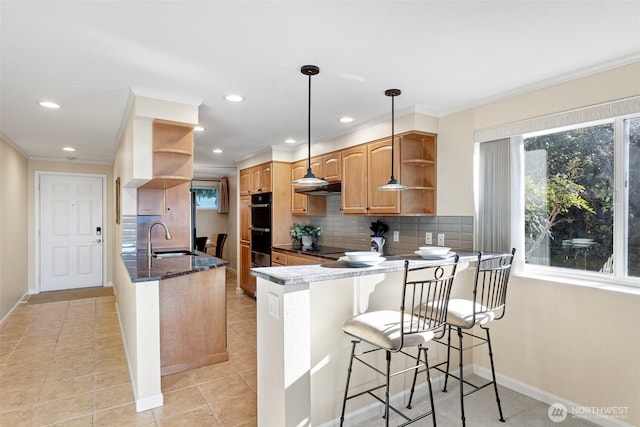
left=0, top=270, right=257, bottom=426
left=1, top=271, right=600, bottom=426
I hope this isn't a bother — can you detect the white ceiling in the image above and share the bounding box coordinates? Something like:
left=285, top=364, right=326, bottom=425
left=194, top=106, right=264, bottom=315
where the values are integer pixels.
left=1, top=1, right=639, bottom=174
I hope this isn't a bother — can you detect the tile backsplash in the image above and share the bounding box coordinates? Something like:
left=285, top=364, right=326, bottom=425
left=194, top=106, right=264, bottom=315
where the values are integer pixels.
left=307, top=194, right=473, bottom=255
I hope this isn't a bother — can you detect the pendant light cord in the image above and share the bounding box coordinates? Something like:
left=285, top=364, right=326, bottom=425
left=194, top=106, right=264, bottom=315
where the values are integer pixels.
left=307, top=72, right=312, bottom=174
left=390, top=93, right=395, bottom=180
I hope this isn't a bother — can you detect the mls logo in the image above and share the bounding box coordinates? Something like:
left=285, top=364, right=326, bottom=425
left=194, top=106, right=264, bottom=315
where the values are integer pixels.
left=548, top=403, right=568, bottom=423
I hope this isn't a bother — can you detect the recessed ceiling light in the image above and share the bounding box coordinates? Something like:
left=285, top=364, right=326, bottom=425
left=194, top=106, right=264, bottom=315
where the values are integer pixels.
left=285, top=139, right=296, bottom=144
left=194, top=126, right=205, bottom=132
left=339, top=116, right=354, bottom=123
left=224, top=94, right=245, bottom=102
left=62, top=147, right=76, bottom=152
left=39, top=101, right=60, bottom=109
left=213, top=148, right=223, bottom=154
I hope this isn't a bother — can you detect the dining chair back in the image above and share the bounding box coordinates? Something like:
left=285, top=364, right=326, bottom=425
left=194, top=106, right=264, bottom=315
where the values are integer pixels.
left=195, top=236, right=207, bottom=253
left=214, top=233, right=227, bottom=259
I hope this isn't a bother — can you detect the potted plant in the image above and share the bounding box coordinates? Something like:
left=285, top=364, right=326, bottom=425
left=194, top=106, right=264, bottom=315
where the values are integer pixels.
left=291, top=224, right=321, bottom=248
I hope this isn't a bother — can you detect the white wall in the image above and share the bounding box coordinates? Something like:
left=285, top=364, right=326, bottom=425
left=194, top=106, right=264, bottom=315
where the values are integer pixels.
left=437, top=61, right=640, bottom=426
left=0, top=138, right=28, bottom=320
left=26, top=160, right=114, bottom=294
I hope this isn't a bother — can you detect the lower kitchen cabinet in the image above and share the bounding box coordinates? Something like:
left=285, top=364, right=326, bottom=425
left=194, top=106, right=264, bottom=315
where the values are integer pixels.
left=240, top=242, right=255, bottom=295
left=159, top=267, right=228, bottom=376
left=271, top=248, right=334, bottom=266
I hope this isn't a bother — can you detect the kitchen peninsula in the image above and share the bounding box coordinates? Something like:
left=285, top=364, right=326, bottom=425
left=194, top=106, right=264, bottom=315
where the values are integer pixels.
left=251, top=252, right=478, bottom=426
left=122, top=250, right=228, bottom=375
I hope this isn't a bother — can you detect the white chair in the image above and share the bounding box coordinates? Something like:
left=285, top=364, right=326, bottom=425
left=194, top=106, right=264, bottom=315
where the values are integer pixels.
left=340, top=256, right=460, bottom=426
left=428, top=249, right=516, bottom=426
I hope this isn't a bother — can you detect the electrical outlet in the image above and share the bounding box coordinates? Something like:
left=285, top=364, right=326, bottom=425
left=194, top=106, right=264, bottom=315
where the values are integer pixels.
left=393, top=231, right=400, bottom=242
left=425, top=232, right=432, bottom=244
left=437, top=233, right=445, bottom=246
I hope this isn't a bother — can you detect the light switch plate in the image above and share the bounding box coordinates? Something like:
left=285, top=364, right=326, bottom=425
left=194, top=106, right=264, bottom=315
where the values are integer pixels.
left=437, top=233, right=445, bottom=246
left=393, top=231, right=400, bottom=242
left=425, top=232, right=432, bottom=244
left=268, top=292, right=279, bottom=320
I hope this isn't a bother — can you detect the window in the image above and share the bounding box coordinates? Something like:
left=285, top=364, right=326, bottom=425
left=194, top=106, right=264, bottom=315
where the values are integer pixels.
left=517, top=115, right=639, bottom=283
left=523, top=120, right=614, bottom=273
left=194, top=188, right=218, bottom=210
left=475, top=97, right=640, bottom=285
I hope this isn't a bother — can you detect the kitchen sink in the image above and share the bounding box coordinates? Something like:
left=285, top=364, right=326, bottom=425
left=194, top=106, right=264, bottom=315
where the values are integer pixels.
left=153, top=250, right=199, bottom=258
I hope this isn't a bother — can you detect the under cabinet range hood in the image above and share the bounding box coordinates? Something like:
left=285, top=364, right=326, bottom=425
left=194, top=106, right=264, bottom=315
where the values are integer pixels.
left=294, top=182, right=341, bottom=195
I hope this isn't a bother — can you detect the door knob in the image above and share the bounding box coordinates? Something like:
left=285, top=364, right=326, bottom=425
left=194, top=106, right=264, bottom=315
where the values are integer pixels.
left=95, top=238, right=102, bottom=243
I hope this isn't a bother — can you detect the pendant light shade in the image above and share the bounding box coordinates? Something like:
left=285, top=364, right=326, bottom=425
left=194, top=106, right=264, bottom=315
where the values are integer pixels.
left=377, top=88, right=408, bottom=191
left=291, top=65, right=329, bottom=187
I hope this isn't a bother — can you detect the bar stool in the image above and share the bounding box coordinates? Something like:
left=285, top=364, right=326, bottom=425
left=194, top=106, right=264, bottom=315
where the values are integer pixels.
left=340, top=256, right=459, bottom=426
left=428, top=249, right=516, bottom=426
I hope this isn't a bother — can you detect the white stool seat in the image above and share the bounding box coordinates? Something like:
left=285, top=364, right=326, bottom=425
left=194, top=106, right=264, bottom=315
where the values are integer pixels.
left=343, top=310, right=435, bottom=351
left=445, top=299, right=496, bottom=328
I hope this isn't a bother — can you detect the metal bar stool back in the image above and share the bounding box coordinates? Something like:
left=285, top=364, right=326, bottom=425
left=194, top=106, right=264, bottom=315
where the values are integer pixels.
left=340, top=256, right=460, bottom=426
left=432, top=248, right=516, bottom=426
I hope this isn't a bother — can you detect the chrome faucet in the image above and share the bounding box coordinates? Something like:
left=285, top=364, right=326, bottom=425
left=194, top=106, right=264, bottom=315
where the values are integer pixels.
left=147, top=221, right=172, bottom=258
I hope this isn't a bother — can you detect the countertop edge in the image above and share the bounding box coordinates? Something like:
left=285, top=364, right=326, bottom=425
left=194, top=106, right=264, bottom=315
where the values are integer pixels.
left=252, top=252, right=483, bottom=286
left=122, top=250, right=229, bottom=283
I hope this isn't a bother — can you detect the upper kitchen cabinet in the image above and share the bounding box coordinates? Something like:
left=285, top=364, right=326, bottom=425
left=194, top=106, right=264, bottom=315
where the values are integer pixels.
left=291, top=159, right=326, bottom=216
left=317, top=152, right=341, bottom=182
left=341, top=145, right=368, bottom=214
left=341, top=131, right=437, bottom=215
left=140, top=120, right=194, bottom=190
left=240, top=162, right=272, bottom=195
left=368, top=138, right=401, bottom=215
left=239, top=169, right=252, bottom=196
left=398, top=131, right=437, bottom=215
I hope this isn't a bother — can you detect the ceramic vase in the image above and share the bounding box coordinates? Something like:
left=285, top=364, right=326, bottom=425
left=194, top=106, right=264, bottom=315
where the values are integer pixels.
left=371, top=236, right=385, bottom=253
left=301, top=235, right=313, bottom=248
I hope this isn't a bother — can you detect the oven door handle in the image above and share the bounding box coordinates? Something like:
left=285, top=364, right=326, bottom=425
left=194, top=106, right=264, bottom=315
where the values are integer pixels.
left=251, top=227, right=271, bottom=232
left=249, top=203, right=271, bottom=208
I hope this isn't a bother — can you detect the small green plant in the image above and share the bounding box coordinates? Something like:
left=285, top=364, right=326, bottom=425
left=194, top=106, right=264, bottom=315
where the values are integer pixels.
left=290, top=224, right=321, bottom=246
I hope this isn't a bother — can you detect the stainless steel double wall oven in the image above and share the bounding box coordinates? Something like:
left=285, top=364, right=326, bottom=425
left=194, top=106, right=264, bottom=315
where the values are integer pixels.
left=250, top=192, right=272, bottom=268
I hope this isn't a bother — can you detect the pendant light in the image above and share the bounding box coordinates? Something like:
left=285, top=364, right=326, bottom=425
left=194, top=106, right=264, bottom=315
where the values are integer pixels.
left=291, top=65, right=329, bottom=187
left=377, top=89, right=408, bottom=191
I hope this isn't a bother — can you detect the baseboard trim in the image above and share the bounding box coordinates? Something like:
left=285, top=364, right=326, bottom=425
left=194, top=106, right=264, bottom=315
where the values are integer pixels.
left=135, top=393, right=163, bottom=413
left=472, top=365, right=633, bottom=427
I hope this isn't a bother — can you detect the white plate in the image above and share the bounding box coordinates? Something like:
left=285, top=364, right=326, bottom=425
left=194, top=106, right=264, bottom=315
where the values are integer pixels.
left=417, top=246, right=451, bottom=256
left=414, top=250, right=456, bottom=260
left=338, top=256, right=385, bottom=267
left=344, top=251, right=382, bottom=261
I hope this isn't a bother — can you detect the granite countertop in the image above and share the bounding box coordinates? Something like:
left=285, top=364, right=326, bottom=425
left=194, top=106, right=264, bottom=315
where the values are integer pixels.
left=252, top=251, right=484, bottom=286
left=122, top=249, right=228, bottom=283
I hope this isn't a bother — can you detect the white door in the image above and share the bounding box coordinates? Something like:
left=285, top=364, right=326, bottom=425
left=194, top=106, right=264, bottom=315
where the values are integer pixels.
left=40, top=174, right=104, bottom=291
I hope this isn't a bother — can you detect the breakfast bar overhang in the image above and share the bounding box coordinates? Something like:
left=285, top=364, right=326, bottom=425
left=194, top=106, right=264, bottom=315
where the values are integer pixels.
left=251, top=252, right=485, bottom=426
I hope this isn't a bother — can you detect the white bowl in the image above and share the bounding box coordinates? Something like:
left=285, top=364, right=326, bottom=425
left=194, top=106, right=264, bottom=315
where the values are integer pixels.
left=344, top=251, right=382, bottom=261
left=418, top=246, right=451, bottom=256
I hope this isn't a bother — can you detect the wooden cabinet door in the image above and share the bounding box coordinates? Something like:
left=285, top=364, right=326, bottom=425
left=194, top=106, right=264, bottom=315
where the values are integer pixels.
left=368, top=138, right=401, bottom=215
left=137, top=188, right=165, bottom=215
left=341, top=145, right=368, bottom=214
left=259, top=164, right=272, bottom=193
left=240, top=196, right=251, bottom=242
left=251, top=168, right=261, bottom=193
left=321, top=152, right=341, bottom=182
left=240, top=242, right=256, bottom=295
left=291, top=160, right=308, bottom=214
left=239, top=169, right=252, bottom=196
